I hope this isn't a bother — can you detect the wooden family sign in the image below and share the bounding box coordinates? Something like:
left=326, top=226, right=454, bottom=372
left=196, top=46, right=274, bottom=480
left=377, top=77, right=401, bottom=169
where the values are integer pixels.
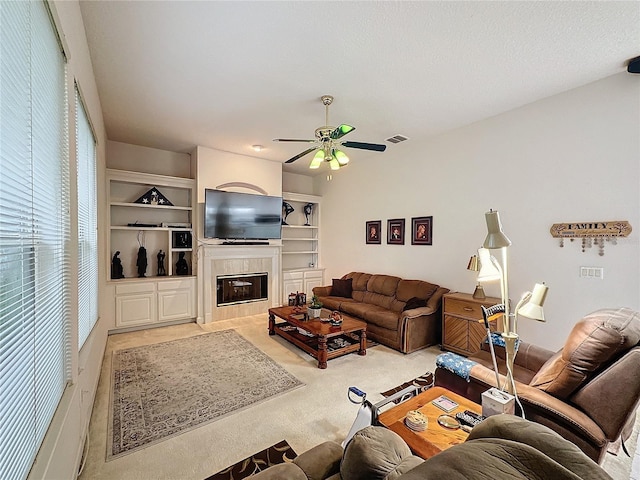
left=550, top=221, right=632, bottom=238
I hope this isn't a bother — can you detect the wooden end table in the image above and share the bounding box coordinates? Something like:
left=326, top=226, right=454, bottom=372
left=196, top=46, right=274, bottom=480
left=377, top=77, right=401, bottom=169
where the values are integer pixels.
left=268, top=305, right=367, bottom=369
left=377, top=386, right=482, bottom=459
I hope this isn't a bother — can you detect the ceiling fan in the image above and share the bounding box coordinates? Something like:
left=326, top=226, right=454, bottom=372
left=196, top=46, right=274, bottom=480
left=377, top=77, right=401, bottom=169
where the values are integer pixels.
left=274, top=95, right=386, bottom=170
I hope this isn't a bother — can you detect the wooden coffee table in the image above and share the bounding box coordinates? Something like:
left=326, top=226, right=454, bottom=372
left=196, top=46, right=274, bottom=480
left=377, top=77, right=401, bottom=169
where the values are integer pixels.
left=377, top=386, right=482, bottom=459
left=268, top=305, right=367, bottom=369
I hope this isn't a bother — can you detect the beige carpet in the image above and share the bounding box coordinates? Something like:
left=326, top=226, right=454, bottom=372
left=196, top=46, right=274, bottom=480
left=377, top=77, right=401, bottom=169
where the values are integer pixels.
left=80, top=314, right=636, bottom=480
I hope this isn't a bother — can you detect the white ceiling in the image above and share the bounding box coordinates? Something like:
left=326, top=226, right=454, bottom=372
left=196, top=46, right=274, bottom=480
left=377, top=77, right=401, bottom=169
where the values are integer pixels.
left=79, top=1, right=640, bottom=176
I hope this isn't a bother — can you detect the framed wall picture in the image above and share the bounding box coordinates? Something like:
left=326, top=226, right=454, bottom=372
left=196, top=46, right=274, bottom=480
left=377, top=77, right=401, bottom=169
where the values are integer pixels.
left=387, top=218, right=405, bottom=245
left=411, top=216, right=433, bottom=245
left=366, top=220, right=382, bottom=244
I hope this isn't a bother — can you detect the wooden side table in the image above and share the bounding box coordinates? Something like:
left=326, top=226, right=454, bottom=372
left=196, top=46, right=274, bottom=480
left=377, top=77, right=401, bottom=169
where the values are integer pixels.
left=441, top=292, right=501, bottom=356
left=377, top=386, right=482, bottom=459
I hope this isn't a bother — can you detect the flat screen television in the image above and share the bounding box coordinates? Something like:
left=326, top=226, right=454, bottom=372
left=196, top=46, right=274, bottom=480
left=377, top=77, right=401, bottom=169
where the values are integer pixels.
left=204, top=189, right=282, bottom=240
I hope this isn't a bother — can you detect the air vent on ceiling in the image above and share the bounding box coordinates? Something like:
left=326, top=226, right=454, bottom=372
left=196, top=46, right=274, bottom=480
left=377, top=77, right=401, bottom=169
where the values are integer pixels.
left=386, top=134, right=409, bottom=144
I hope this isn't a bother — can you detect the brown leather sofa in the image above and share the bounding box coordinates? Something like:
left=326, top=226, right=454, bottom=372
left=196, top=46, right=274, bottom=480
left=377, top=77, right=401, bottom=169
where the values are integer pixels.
left=250, top=416, right=612, bottom=479
left=434, top=307, right=640, bottom=463
left=312, top=272, right=449, bottom=353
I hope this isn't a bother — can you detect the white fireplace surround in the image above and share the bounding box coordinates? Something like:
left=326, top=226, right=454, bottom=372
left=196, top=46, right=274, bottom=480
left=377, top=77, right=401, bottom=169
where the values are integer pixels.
left=198, top=245, right=280, bottom=323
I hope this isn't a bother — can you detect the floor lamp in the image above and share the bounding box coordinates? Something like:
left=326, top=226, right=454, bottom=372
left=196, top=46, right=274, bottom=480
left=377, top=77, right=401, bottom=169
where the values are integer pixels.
left=479, top=210, right=549, bottom=395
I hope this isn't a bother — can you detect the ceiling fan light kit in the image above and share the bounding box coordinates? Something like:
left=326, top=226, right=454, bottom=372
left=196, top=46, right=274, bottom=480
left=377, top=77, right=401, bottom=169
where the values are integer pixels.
left=274, top=94, right=386, bottom=170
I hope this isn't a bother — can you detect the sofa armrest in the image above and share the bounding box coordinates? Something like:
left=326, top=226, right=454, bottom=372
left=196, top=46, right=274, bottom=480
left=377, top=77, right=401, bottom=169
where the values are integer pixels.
left=293, top=441, right=343, bottom=480
left=401, top=306, right=437, bottom=318
left=312, top=285, right=332, bottom=297
left=426, top=286, right=449, bottom=311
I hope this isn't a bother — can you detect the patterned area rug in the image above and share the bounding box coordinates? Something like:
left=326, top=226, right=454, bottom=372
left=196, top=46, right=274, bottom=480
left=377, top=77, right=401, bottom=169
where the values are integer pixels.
left=205, top=440, right=297, bottom=480
left=108, top=330, right=304, bottom=460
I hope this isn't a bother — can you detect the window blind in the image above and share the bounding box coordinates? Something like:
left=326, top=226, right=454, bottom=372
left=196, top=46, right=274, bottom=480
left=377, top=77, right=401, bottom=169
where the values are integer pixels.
left=0, top=2, right=70, bottom=480
left=76, top=87, right=98, bottom=348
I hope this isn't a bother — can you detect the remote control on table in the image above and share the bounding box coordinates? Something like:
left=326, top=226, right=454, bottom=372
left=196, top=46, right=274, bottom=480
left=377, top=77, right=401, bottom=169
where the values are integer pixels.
left=455, top=410, right=486, bottom=428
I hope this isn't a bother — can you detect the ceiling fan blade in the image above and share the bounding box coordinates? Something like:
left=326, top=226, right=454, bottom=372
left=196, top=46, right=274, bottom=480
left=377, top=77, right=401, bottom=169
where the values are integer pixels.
left=342, top=141, right=387, bottom=152
left=273, top=138, right=316, bottom=143
left=330, top=124, right=355, bottom=140
left=285, top=147, right=317, bottom=164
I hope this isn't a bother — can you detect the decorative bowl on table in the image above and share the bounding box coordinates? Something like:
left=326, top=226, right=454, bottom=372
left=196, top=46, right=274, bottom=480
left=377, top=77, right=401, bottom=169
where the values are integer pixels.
left=329, top=311, right=343, bottom=326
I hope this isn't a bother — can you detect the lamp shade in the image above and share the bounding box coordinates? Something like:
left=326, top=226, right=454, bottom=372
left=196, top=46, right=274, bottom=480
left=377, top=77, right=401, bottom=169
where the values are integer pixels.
left=329, top=157, right=340, bottom=170
left=309, top=150, right=324, bottom=169
left=483, top=210, right=512, bottom=249
left=517, top=283, right=548, bottom=321
left=334, top=149, right=349, bottom=166
left=477, top=248, right=501, bottom=282
left=467, top=255, right=479, bottom=271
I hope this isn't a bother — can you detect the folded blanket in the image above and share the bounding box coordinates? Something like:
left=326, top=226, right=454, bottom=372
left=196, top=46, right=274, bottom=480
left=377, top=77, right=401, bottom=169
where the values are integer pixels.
left=435, top=352, right=477, bottom=381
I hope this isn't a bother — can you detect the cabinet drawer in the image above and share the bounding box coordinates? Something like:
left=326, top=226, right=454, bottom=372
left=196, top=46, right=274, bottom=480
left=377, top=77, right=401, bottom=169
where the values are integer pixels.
left=445, top=298, right=483, bottom=319
left=115, top=282, right=155, bottom=295
left=157, top=278, right=194, bottom=291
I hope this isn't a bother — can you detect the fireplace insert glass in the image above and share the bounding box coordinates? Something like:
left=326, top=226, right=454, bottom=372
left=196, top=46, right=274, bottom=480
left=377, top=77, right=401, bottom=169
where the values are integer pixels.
left=216, top=273, right=268, bottom=306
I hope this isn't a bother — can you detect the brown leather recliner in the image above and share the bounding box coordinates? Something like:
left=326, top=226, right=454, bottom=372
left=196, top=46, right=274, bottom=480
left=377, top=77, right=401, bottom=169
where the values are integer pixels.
left=434, top=307, right=640, bottom=463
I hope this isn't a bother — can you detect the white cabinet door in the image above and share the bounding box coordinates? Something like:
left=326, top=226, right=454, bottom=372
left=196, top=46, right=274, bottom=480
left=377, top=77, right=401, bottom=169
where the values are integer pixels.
left=115, top=292, right=156, bottom=327
left=157, top=279, right=195, bottom=321
left=304, top=270, right=324, bottom=296
left=282, top=271, right=304, bottom=304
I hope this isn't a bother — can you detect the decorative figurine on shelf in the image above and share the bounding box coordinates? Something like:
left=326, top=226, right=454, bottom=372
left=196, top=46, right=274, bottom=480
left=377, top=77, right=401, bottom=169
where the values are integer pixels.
left=303, top=203, right=314, bottom=226
left=157, top=250, right=166, bottom=276
left=136, top=246, right=148, bottom=277
left=111, top=251, right=124, bottom=279
left=176, top=252, right=189, bottom=276
left=282, top=201, right=294, bottom=225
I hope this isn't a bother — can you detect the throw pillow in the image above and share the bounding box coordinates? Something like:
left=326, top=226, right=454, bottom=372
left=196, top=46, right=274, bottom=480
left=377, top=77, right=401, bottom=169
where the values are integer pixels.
left=331, top=278, right=353, bottom=298
left=403, top=297, right=427, bottom=311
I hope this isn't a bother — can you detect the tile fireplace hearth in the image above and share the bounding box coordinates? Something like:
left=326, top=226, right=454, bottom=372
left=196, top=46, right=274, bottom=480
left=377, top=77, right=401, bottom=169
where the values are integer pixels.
left=199, top=245, right=280, bottom=323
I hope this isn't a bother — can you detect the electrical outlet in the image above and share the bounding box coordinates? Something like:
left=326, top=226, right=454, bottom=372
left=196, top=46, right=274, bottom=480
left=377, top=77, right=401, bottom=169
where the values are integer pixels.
left=580, top=266, right=604, bottom=279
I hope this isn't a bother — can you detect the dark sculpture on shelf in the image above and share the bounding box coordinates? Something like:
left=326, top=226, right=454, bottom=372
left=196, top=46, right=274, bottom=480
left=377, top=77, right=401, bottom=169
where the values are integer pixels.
left=303, top=202, right=314, bottom=226
left=282, top=201, right=294, bottom=225
left=136, top=246, right=148, bottom=278
left=111, top=251, right=124, bottom=279
left=157, top=250, right=166, bottom=276
left=176, top=252, right=189, bottom=276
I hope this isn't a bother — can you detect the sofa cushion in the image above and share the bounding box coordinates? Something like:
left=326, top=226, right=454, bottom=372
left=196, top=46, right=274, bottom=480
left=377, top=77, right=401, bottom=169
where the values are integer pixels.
left=344, top=272, right=372, bottom=302
left=331, top=278, right=353, bottom=298
left=339, top=302, right=398, bottom=330
left=341, top=426, right=423, bottom=480
left=367, top=275, right=401, bottom=297
left=530, top=307, right=640, bottom=398
left=396, top=279, right=439, bottom=303
left=319, top=296, right=346, bottom=311
left=293, top=441, right=342, bottom=480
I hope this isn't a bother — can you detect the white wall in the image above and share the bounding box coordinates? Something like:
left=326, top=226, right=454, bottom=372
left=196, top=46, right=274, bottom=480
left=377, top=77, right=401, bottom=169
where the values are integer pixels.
left=283, top=171, right=315, bottom=194
left=29, top=2, right=108, bottom=479
left=107, top=140, right=192, bottom=178
left=316, top=72, right=640, bottom=350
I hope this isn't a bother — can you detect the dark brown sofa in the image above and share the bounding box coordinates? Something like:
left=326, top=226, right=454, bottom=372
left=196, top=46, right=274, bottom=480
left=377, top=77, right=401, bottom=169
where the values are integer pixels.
left=312, top=272, right=449, bottom=353
left=435, top=307, right=640, bottom=463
